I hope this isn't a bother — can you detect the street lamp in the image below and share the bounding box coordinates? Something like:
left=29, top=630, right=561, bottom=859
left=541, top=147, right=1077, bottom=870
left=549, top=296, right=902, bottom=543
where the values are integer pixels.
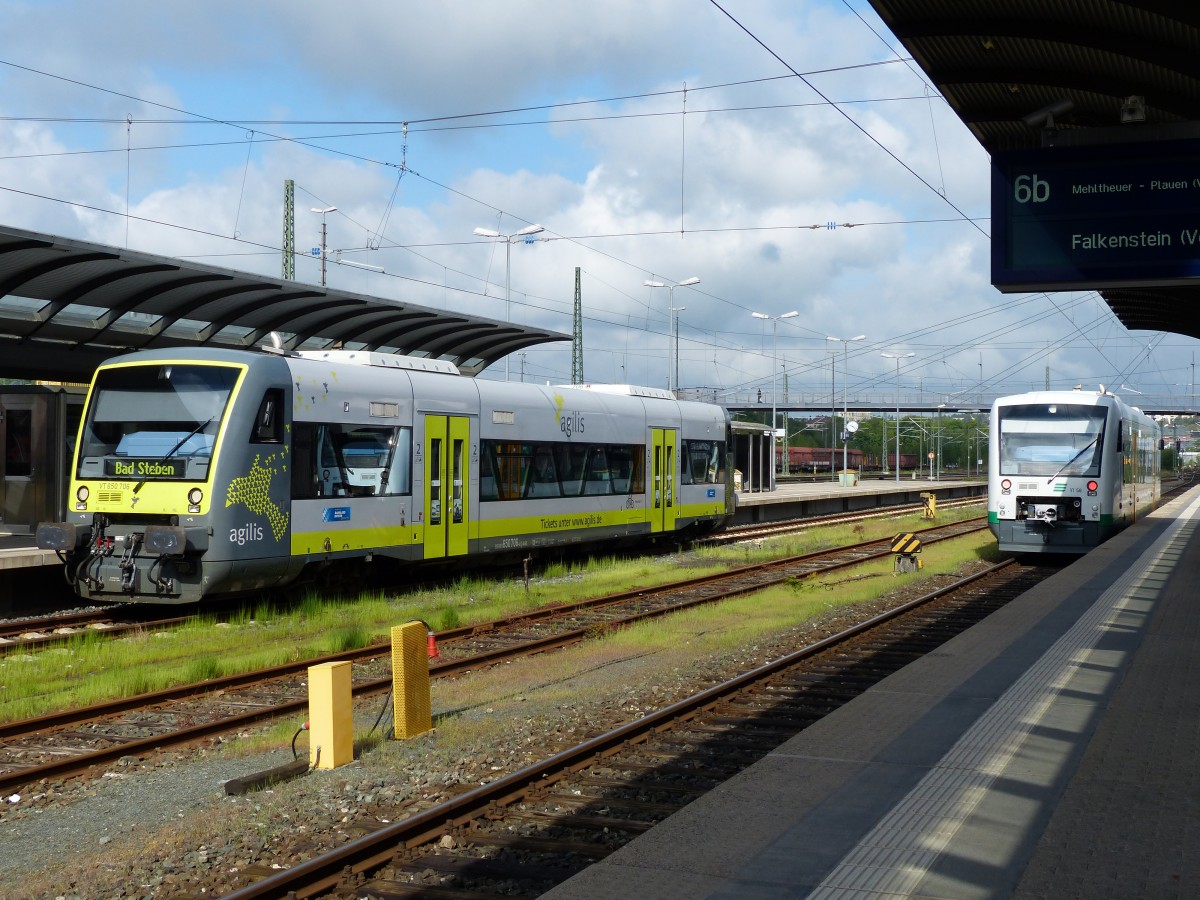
left=882, top=351, right=915, bottom=483
left=753, top=310, right=799, bottom=488
left=473, top=223, right=545, bottom=381
left=937, top=403, right=946, bottom=480
left=644, top=277, right=700, bottom=392
left=827, top=334, right=865, bottom=479
left=311, top=207, right=337, bottom=287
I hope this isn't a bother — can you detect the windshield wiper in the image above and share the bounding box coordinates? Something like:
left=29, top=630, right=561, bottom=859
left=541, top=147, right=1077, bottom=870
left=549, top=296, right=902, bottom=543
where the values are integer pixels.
left=133, top=417, right=213, bottom=494
left=1046, top=434, right=1100, bottom=484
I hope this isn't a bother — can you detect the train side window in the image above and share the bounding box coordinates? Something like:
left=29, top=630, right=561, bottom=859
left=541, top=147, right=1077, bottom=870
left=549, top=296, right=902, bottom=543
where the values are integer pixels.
left=251, top=389, right=284, bottom=443
left=630, top=445, right=646, bottom=492
left=584, top=447, right=612, bottom=495
left=483, top=441, right=530, bottom=501
left=330, top=425, right=395, bottom=497
left=608, top=446, right=635, bottom=493
left=293, top=423, right=399, bottom=498
left=680, top=439, right=722, bottom=485
left=554, top=444, right=588, bottom=496
left=4, top=407, right=32, bottom=477
left=3, top=408, right=32, bottom=480
left=479, top=444, right=498, bottom=500
left=291, top=423, right=319, bottom=499
left=527, top=445, right=562, bottom=498
left=383, top=427, right=412, bottom=496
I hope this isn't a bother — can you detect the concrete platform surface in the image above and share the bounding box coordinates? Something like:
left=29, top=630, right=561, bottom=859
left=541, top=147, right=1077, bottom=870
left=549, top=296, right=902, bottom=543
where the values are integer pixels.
left=544, top=486, right=1200, bottom=899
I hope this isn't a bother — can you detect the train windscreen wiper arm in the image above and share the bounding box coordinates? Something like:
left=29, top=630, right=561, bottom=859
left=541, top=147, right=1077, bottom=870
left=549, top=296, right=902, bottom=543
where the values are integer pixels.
left=1046, top=434, right=1099, bottom=485
left=133, top=417, right=214, bottom=494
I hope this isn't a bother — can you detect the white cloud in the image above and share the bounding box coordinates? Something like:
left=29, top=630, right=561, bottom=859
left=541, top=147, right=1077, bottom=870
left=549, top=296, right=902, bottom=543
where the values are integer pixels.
left=0, top=0, right=1190, bottom=401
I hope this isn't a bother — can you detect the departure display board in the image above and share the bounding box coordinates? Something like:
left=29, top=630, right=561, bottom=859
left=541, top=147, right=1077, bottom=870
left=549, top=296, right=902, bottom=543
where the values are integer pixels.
left=992, top=140, right=1200, bottom=291
left=104, top=457, right=187, bottom=479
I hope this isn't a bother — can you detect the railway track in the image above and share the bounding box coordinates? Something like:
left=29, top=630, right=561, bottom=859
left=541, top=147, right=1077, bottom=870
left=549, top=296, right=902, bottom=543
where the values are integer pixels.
left=0, top=608, right=196, bottom=651
left=0, top=518, right=987, bottom=795
left=712, top=494, right=982, bottom=544
left=0, top=501, right=981, bottom=654
left=221, top=557, right=1054, bottom=899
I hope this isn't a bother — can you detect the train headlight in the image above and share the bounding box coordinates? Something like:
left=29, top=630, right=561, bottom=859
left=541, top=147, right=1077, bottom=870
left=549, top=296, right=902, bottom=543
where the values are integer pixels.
left=144, top=525, right=187, bottom=556
left=187, top=487, right=203, bottom=512
left=75, top=485, right=89, bottom=510
left=1000, top=479, right=1012, bottom=494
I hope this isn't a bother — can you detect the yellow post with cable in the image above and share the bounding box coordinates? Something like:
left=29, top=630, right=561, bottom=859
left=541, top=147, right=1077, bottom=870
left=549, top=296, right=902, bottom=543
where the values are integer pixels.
left=307, top=660, right=353, bottom=769
left=392, top=621, right=433, bottom=739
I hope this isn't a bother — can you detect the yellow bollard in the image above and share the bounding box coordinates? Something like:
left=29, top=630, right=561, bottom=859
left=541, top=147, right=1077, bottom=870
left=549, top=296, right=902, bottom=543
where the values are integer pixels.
left=307, top=660, right=354, bottom=769
left=392, top=622, right=433, bottom=738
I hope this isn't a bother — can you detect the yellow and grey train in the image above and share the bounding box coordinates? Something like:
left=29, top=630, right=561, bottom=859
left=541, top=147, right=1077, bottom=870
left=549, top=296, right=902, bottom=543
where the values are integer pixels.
left=988, top=389, right=1160, bottom=553
left=37, top=346, right=734, bottom=604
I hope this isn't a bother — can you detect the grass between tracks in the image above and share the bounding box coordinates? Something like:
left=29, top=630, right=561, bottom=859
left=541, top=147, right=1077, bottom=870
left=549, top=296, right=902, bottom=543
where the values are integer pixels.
left=0, top=505, right=986, bottom=724
left=375, top=526, right=1003, bottom=767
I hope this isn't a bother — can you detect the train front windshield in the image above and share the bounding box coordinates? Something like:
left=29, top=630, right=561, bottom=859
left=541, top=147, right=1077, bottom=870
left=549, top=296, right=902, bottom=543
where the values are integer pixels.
left=77, top=364, right=240, bottom=482
left=998, top=403, right=1107, bottom=477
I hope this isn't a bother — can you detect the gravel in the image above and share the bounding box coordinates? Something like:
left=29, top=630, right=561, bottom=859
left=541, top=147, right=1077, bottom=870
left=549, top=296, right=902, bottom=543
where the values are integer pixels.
left=3, top=748, right=295, bottom=879
left=1, top=559, right=988, bottom=899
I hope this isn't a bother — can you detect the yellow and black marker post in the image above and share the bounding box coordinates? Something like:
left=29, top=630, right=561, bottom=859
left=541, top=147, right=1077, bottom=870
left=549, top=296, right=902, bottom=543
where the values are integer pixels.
left=891, top=532, right=923, bottom=574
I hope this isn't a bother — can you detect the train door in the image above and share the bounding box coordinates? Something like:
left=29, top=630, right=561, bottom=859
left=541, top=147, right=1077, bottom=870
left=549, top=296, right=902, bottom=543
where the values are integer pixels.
left=1129, top=426, right=1140, bottom=523
left=0, top=395, right=36, bottom=534
left=422, top=414, right=470, bottom=559
left=0, top=390, right=83, bottom=534
left=650, top=428, right=678, bottom=533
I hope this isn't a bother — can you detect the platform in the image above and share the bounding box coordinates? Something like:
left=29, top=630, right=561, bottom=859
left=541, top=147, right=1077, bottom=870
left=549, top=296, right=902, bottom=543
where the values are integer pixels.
left=545, top=485, right=1200, bottom=899
left=733, top=476, right=984, bottom=525
left=0, top=534, right=52, bottom=569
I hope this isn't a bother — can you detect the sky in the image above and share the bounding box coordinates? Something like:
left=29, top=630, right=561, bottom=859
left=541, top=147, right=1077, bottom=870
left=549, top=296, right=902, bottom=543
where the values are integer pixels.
left=1, top=0, right=1197, bottom=411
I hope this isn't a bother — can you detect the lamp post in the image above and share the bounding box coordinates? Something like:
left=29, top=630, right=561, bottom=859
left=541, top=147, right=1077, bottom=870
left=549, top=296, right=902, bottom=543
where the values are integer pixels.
left=937, top=403, right=946, bottom=480
left=753, top=310, right=799, bottom=488
left=473, top=224, right=545, bottom=381
left=644, top=277, right=700, bottom=392
left=670, top=306, right=686, bottom=392
left=829, top=351, right=837, bottom=480
left=882, top=351, right=915, bottom=483
left=827, top=334, right=865, bottom=479
left=311, top=206, right=337, bottom=287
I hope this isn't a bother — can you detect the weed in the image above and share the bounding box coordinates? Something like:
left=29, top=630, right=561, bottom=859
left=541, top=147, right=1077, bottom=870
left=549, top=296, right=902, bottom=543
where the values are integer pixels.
left=186, top=656, right=223, bottom=682
left=329, top=625, right=370, bottom=653
left=297, top=591, right=327, bottom=620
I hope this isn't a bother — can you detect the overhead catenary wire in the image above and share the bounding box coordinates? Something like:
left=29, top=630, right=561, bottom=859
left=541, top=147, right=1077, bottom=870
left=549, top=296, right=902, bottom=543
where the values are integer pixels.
left=0, top=39, right=1168, bottom=394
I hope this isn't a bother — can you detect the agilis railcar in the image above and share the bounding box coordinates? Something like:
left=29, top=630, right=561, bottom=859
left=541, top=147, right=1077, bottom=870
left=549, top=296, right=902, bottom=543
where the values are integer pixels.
left=37, top=347, right=734, bottom=604
left=988, top=389, right=1159, bottom=553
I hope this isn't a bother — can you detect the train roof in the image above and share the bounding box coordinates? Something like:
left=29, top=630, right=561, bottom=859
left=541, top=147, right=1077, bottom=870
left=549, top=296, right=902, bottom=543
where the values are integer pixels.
left=992, top=389, right=1154, bottom=420
left=564, top=383, right=676, bottom=400
left=0, top=224, right=568, bottom=382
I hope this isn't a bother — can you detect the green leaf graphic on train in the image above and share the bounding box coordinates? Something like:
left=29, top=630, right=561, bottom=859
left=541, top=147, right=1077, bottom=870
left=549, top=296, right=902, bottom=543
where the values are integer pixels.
left=225, top=450, right=290, bottom=540
left=293, top=371, right=338, bottom=414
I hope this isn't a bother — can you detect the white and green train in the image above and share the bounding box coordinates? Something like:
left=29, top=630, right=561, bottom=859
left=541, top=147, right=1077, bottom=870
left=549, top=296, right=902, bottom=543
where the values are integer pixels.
left=988, top=389, right=1160, bottom=553
left=37, top=346, right=734, bottom=603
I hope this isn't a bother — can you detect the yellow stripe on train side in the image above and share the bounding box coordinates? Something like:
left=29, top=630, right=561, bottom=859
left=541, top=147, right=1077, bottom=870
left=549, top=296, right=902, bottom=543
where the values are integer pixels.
left=288, top=499, right=728, bottom=554
left=475, top=502, right=726, bottom=540
left=291, top=525, right=417, bottom=555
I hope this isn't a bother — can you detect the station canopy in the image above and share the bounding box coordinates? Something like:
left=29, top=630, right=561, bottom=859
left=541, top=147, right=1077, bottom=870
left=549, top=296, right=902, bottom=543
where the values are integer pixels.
left=0, top=224, right=567, bottom=382
left=867, top=0, right=1200, bottom=338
